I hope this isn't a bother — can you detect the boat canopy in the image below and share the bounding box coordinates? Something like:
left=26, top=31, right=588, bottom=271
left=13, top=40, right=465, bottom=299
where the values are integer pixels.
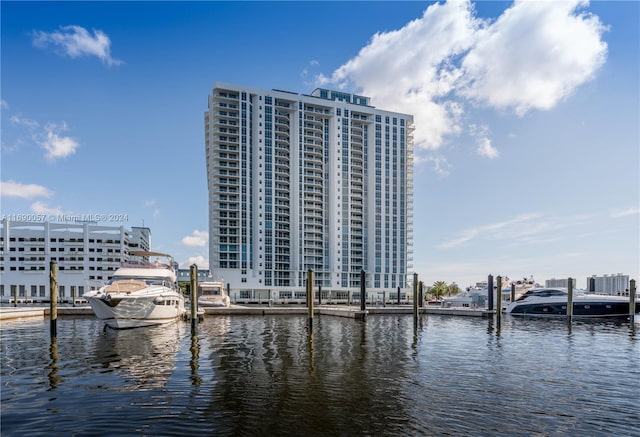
left=129, top=251, right=173, bottom=258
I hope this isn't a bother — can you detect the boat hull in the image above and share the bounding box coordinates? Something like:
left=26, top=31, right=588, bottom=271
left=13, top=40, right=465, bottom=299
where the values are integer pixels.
left=507, top=297, right=639, bottom=319
left=84, top=292, right=185, bottom=329
left=197, top=296, right=230, bottom=308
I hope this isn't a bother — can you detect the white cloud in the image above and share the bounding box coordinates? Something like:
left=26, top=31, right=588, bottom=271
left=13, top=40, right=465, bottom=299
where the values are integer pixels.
left=10, top=114, right=39, bottom=130
left=610, top=207, right=640, bottom=218
left=458, top=0, right=607, bottom=115
left=1, top=100, right=9, bottom=109
left=438, top=212, right=548, bottom=248
left=32, top=25, right=122, bottom=66
left=179, top=255, right=209, bottom=270
left=6, top=110, right=79, bottom=160
left=41, top=122, right=79, bottom=160
left=31, top=201, right=64, bottom=216
left=317, top=0, right=477, bottom=151
left=438, top=228, right=479, bottom=249
left=181, top=230, right=209, bottom=247
left=0, top=180, right=53, bottom=198
left=469, top=124, right=498, bottom=159
left=143, top=200, right=160, bottom=218
left=423, top=154, right=451, bottom=178
left=316, top=0, right=607, bottom=168
left=437, top=212, right=602, bottom=249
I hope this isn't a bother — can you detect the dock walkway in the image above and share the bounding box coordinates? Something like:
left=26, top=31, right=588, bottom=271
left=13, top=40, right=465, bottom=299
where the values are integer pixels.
left=0, top=304, right=490, bottom=322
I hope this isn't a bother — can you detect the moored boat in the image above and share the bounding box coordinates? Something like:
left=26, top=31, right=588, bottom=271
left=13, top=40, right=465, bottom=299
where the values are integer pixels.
left=83, top=251, right=186, bottom=329
left=506, top=287, right=639, bottom=319
left=198, top=281, right=230, bottom=307
left=442, top=276, right=536, bottom=308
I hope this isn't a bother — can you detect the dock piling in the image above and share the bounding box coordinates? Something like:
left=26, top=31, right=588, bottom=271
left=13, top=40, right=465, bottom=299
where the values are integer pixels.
left=413, top=273, right=418, bottom=321
left=567, top=277, right=574, bottom=322
left=307, top=269, right=314, bottom=330
left=630, top=279, right=636, bottom=324
left=50, top=260, right=58, bottom=337
left=352, top=269, right=367, bottom=321
left=496, top=276, right=502, bottom=322
left=190, top=264, right=198, bottom=329
left=487, top=275, right=494, bottom=312
left=360, top=270, right=366, bottom=312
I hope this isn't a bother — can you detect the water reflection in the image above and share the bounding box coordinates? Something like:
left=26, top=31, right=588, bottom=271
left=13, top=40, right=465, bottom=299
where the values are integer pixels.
left=91, top=322, right=184, bottom=390
left=47, top=337, right=60, bottom=390
left=306, top=332, right=314, bottom=374
left=190, top=331, right=201, bottom=386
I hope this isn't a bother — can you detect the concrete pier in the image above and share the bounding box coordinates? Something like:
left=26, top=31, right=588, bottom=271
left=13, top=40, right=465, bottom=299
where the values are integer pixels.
left=0, top=304, right=490, bottom=321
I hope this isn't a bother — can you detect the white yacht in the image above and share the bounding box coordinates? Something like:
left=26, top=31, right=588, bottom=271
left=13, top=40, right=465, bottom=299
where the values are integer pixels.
left=198, top=281, right=230, bottom=307
left=506, top=288, right=639, bottom=319
left=442, top=276, right=538, bottom=309
left=442, top=285, right=492, bottom=308
left=84, top=251, right=186, bottom=329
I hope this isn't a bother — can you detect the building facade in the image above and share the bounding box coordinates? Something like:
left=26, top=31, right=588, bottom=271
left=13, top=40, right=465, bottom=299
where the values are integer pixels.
left=545, top=278, right=577, bottom=289
left=0, top=219, right=150, bottom=302
left=587, top=273, right=630, bottom=295
left=205, top=83, right=414, bottom=298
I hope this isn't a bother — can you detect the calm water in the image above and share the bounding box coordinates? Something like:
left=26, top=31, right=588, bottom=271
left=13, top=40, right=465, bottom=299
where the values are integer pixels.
left=1, top=314, right=639, bottom=436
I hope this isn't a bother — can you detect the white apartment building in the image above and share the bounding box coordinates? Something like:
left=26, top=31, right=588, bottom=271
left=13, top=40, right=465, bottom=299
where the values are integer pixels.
left=545, top=278, right=577, bottom=289
left=587, top=273, right=630, bottom=295
left=0, top=219, right=150, bottom=302
left=205, top=83, right=414, bottom=298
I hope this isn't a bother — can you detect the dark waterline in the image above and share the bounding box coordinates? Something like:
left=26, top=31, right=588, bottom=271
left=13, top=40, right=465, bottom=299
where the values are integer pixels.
left=1, top=315, right=639, bottom=436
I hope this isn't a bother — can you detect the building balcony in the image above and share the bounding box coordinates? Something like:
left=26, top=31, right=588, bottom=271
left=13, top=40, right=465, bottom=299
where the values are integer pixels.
left=275, top=100, right=292, bottom=109
left=216, top=136, right=239, bottom=144
left=213, top=118, right=239, bottom=127
left=217, top=127, right=239, bottom=136
left=214, top=91, right=239, bottom=101
left=216, top=110, right=239, bottom=120
left=303, top=115, right=324, bottom=125
left=275, top=112, right=290, bottom=122
left=216, top=102, right=238, bottom=110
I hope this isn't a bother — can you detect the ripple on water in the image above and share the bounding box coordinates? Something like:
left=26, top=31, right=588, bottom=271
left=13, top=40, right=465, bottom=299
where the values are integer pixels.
left=1, top=314, right=639, bottom=436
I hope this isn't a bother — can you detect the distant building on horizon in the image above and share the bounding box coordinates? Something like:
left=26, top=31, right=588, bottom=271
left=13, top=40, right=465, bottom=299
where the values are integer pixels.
left=587, top=273, right=630, bottom=295
left=545, top=277, right=577, bottom=289
left=0, top=219, right=150, bottom=302
left=205, top=83, right=414, bottom=299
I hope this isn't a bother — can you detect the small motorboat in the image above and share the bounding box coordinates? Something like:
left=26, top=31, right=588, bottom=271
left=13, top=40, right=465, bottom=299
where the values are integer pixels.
left=197, top=281, right=230, bottom=307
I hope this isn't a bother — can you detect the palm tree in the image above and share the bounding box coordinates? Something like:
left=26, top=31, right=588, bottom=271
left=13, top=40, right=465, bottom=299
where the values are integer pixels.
left=447, top=282, right=461, bottom=296
left=431, top=281, right=448, bottom=301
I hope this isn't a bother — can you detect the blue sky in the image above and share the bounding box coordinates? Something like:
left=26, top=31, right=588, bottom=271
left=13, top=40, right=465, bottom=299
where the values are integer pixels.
left=1, top=1, right=638, bottom=289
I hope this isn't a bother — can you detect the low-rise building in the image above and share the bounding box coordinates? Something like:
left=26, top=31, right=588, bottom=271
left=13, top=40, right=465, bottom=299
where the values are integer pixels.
left=0, top=219, right=150, bottom=303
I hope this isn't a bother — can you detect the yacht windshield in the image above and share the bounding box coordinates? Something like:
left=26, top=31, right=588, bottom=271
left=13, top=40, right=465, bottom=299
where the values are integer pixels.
left=516, top=288, right=568, bottom=301
left=109, top=276, right=172, bottom=287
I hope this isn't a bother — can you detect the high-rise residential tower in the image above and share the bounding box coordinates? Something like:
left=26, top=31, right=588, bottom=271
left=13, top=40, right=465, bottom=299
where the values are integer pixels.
left=205, top=83, right=414, bottom=298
